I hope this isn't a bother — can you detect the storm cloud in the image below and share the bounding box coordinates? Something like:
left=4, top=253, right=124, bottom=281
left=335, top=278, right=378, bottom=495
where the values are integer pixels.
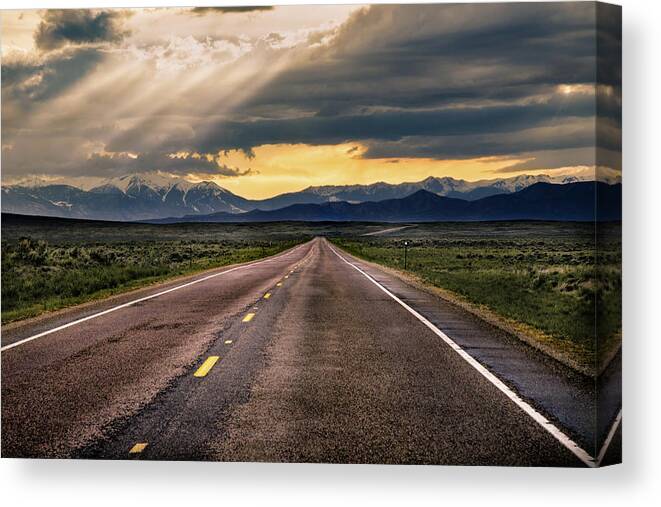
left=189, top=6, right=274, bottom=15
left=109, top=3, right=620, bottom=167
left=1, top=3, right=622, bottom=182
left=83, top=152, right=253, bottom=178
left=1, top=48, right=104, bottom=111
left=34, top=9, right=129, bottom=51
left=108, top=93, right=597, bottom=155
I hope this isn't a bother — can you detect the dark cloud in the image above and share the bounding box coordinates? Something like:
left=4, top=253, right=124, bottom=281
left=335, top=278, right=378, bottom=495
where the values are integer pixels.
left=83, top=152, right=250, bottom=178
left=240, top=3, right=599, bottom=115
left=597, top=3, right=622, bottom=91
left=361, top=115, right=621, bottom=162
left=1, top=48, right=104, bottom=119
left=2, top=48, right=103, bottom=98
left=495, top=146, right=621, bottom=174
left=108, top=92, right=597, bottom=156
left=494, top=147, right=596, bottom=173
left=2, top=3, right=621, bottom=181
left=361, top=127, right=594, bottom=162
left=1, top=146, right=253, bottom=179
left=189, top=6, right=273, bottom=16
left=207, top=2, right=619, bottom=167
left=4, top=15, right=123, bottom=133
left=34, top=9, right=129, bottom=51
left=596, top=3, right=621, bottom=174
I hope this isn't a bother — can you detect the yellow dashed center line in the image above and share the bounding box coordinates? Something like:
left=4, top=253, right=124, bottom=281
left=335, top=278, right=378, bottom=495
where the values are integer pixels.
left=129, top=443, right=148, bottom=454
left=264, top=293, right=271, bottom=299
left=194, top=356, right=220, bottom=377
left=242, top=312, right=255, bottom=323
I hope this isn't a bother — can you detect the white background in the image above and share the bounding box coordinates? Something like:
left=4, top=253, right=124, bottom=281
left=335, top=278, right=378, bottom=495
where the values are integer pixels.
left=1, top=0, right=659, bottom=505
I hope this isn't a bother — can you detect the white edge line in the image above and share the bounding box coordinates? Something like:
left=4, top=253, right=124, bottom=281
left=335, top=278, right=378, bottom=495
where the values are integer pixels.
left=1, top=243, right=306, bottom=353
left=328, top=243, right=597, bottom=468
left=596, top=409, right=622, bottom=466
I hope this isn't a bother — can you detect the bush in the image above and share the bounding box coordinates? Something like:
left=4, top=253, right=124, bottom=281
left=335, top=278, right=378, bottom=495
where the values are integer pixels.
left=16, top=237, right=49, bottom=266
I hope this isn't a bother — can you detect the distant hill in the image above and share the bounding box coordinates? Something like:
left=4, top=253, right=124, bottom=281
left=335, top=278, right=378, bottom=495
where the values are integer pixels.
left=150, top=182, right=622, bottom=223
left=1, top=172, right=610, bottom=222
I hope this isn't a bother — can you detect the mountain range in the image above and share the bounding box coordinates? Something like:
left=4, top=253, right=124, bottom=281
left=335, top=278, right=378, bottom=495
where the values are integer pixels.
left=148, top=182, right=621, bottom=223
left=1, top=172, right=611, bottom=222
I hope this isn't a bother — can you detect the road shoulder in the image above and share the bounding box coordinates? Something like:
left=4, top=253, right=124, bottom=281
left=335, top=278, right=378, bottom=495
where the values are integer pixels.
left=1, top=242, right=307, bottom=348
left=330, top=240, right=620, bottom=459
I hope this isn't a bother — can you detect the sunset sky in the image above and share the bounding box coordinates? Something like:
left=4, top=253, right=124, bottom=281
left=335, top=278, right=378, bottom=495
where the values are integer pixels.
left=1, top=3, right=621, bottom=199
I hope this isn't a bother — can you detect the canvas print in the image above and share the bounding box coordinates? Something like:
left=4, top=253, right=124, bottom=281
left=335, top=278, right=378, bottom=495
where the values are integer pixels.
left=1, top=2, right=621, bottom=467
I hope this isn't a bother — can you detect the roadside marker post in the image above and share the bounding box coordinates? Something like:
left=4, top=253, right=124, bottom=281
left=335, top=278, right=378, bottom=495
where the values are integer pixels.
left=404, top=241, right=409, bottom=270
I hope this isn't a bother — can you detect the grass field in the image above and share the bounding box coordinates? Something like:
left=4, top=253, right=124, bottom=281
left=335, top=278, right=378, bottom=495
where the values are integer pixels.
left=331, top=221, right=621, bottom=374
left=2, top=215, right=402, bottom=323
left=1, top=215, right=315, bottom=323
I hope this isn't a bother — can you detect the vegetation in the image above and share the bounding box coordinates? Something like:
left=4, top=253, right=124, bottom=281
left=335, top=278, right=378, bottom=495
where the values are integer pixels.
left=1, top=215, right=621, bottom=374
left=1, top=216, right=309, bottom=323
left=331, top=221, right=621, bottom=373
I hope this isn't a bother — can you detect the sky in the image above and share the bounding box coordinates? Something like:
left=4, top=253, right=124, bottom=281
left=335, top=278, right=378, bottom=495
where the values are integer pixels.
left=1, top=3, right=621, bottom=199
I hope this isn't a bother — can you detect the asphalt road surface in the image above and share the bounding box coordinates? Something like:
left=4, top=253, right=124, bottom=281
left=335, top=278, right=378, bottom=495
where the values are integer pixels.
left=1, top=237, right=621, bottom=466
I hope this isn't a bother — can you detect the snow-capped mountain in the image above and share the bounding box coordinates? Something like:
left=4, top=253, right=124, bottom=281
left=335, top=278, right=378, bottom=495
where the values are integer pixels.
left=1, top=172, right=612, bottom=222
left=1, top=174, right=252, bottom=221
left=250, top=173, right=600, bottom=210
left=90, top=174, right=252, bottom=214
left=158, top=182, right=621, bottom=224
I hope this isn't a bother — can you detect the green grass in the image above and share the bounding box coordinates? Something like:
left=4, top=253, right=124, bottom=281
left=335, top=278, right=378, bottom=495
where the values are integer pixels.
left=1, top=216, right=309, bottom=323
left=331, top=221, right=621, bottom=372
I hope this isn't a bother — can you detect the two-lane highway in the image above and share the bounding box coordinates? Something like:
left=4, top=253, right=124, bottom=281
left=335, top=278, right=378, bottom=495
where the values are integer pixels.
left=1, top=240, right=315, bottom=458
left=1, top=237, right=618, bottom=465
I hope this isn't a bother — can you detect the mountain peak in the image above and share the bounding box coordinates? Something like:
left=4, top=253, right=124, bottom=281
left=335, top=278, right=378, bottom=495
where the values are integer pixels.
left=87, top=173, right=230, bottom=196
left=405, top=188, right=444, bottom=199
left=99, top=173, right=189, bottom=193
left=2, top=172, right=616, bottom=222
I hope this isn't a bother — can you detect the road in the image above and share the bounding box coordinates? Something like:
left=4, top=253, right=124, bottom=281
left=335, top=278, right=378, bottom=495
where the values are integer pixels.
left=362, top=225, right=415, bottom=236
left=1, top=237, right=620, bottom=466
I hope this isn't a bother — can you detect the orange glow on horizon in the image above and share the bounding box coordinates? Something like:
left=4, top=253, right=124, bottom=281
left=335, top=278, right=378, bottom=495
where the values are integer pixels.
left=185, top=143, right=566, bottom=199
